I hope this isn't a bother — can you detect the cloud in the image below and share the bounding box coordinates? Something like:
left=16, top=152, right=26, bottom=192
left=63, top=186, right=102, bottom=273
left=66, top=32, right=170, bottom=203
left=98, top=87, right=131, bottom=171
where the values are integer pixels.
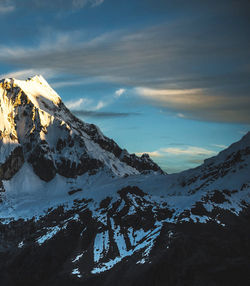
left=65, top=97, right=115, bottom=112
left=93, top=100, right=106, bottom=111
left=211, top=144, right=228, bottom=149
left=115, top=88, right=126, bottom=98
left=135, top=87, right=205, bottom=108
left=136, top=145, right=218, bottom=173
left=134, top=87, right=250, bottom=124
left=51, top=76, right=119, bottom=89
left=72, top=110, right=139, bottom=119
left=2, top=22, right=248, bottom=88
left=177, top=113, right=185, bottom=118
left=72, top=0, right=104, bottom=8
left=136, top=151, right=164, bottom=158
left=1, top=0, right=104, bottom=11
left=0, top=9, right=249, bottom=123
left=65, top=98, right=92, bottom=109
left=161, top=146, right=216, bottom=156
left=90, top=0, right=104, bottom=7
left=137, top=146, right=216, bottom=158
left=0, top=68, right=56, bottom=80
left=0, top=1, right=15, bottom=14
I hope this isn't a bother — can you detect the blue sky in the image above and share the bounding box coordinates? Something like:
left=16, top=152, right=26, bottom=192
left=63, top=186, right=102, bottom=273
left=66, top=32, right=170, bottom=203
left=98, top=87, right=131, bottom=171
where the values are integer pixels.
left=0, top=0, right=249, bottom=173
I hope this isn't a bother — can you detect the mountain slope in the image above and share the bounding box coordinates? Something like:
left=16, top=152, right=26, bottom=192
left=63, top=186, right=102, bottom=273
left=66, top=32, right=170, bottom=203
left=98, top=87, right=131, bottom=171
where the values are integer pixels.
left=0, top=76, right=249, bottom=286
left=0, top=75, right=162, bottom=183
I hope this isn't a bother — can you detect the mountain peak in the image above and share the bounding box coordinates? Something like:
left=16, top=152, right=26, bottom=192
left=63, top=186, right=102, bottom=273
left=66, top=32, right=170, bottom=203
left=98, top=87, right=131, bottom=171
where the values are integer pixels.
left=0, top=76, right=163, bottom=183
left=28, top=74, right=46, bottom=81
left=0, top=75, right=61, bottom=110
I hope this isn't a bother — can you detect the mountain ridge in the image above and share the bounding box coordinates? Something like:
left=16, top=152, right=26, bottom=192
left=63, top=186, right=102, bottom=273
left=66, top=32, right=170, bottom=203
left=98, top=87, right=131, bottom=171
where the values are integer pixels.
left=0, top=75, right=163, bottom=183
left=0, top=76, right=249, bottom=286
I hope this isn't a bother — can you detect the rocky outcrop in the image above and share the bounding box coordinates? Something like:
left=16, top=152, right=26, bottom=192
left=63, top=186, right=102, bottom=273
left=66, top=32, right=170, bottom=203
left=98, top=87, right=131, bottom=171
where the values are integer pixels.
left=28, top=142, right=56, bottom=182
left=121, top=152, right=164, bottom=173
left=0, top=146, right=24, bottom=180
left=56, top=155, right=103, bottom=178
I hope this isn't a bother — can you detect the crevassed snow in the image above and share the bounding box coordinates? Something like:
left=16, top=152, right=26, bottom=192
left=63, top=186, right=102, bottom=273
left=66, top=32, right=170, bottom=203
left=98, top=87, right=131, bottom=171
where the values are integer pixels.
left=92, top=257, right=122, bottom=274
left=111, top=219, right=127, bottom=257
left=94, top=231, right=109, bottom=263
left=37, top=226, right=61, bottom=245
left=72, top=268, right=82, bottom=278
left=18, top=241, right=24, bottom=248
left=92, top=223, right=162, bottom=274
left=72, top=252, right=85, bottom=263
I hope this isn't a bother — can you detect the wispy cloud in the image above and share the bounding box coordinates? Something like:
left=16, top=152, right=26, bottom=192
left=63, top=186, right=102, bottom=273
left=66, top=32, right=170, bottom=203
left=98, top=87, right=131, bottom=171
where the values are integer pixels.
left=65, top=98, right=92, bottom=109
left=90, top=0, right=104, bottom=7
left=136, top=145, right=218, bottom=173
left=93, top=100, right=108, bottom=110
left=136, top=151, right=164, bottom=158
left=2, top=22, right=248, bottom=88
left=134, top=87, right=250, bottom=124
left=137, top=146, right=216, bottom=158
left=1, top=0, right=104, bottom=11
left=161, top=147, right=216, bottom=156
left=0, top=68, right=56, bottom=80
left=65, top=97, right=114, bottom=112
left=72, top=0, right=104, bottom=8
left=211, top=144, right=228, bottom=149
left=51, top=76, right=119, bottom=89
left=115, top=88, right=126, bottom=98
left=72, top=110, right=139, bottom=119
left=0, top=1, right=15, bottom=14
left=0, top=12, right=249, bottom=123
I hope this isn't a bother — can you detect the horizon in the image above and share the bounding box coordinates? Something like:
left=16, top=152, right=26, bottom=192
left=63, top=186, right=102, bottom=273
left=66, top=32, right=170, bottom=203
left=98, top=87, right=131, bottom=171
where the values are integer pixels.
left=0, top=0, right=249, bottom=173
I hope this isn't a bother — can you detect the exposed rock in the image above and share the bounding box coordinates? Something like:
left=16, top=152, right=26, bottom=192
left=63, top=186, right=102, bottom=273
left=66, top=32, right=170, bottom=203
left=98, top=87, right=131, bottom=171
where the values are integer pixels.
left=121, top=153, right=164, bottom=173
left=28, top=141, right=56, bottom=182
left=0, top=146, right=24, bottom=180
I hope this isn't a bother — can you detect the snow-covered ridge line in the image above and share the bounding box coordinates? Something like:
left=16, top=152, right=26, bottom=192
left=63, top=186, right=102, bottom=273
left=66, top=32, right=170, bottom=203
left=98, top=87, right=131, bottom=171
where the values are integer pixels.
left=0, top=75, right=163, bottom=185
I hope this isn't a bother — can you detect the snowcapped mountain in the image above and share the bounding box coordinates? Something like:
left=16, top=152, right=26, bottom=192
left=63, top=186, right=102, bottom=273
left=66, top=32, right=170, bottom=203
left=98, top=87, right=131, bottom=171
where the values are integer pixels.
left=0, top=76, right=249, bottom=286
left=0, top=75, right=162, bottom=183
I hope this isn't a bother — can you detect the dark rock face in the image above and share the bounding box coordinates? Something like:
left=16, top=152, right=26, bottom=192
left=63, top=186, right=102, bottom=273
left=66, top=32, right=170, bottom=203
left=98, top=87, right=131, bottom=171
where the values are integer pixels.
left=0, top=194, right=249, bottom=286
left=0, top=181, right=5, bottom=202
left=0, top=181, right=4, bottom=192
left=28, top=142, right=56, bottom=182
left=84, top=123, right=123, bottom=158
left=26, top=137, right=104, bottom=181
left=0, top=146, right=24, bottom=180
left=121, top=153, right=164, bottom=173
left=209, top=190, right=229, bottom=204
left=190, top=202, right=209, bottom=216
left=56, top=155, right=103, bottom=178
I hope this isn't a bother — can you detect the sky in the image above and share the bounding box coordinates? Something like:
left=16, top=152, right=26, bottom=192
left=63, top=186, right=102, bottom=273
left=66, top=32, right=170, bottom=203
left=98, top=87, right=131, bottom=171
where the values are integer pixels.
left=0, top=0, right=249, bottom=173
